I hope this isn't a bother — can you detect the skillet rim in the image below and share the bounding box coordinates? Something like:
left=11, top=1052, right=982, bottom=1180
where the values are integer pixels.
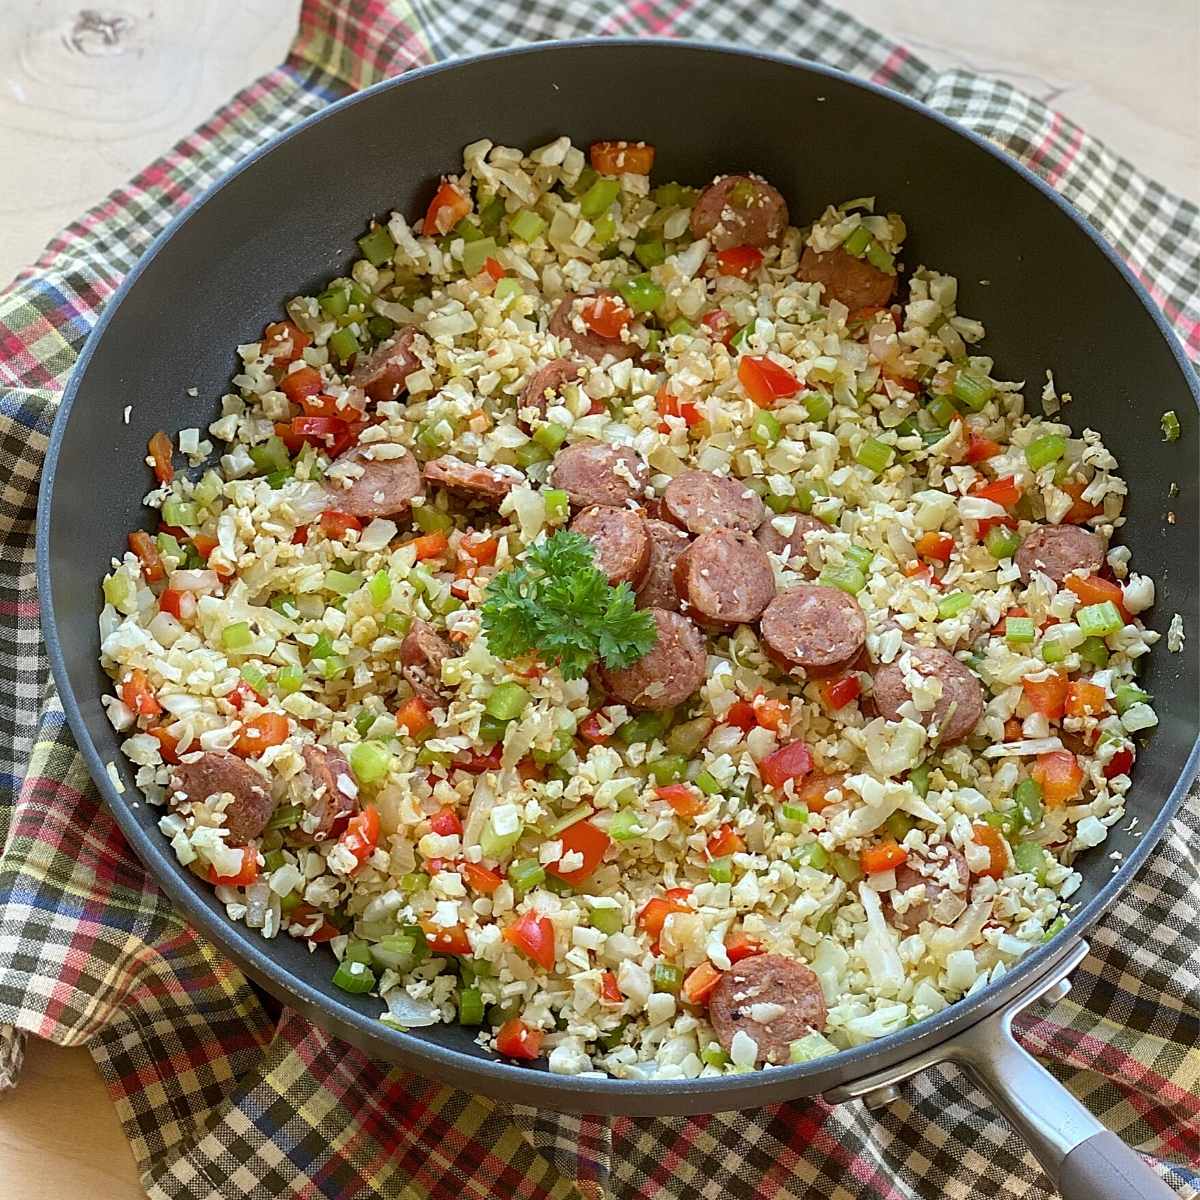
left=35, top=36, right=1200, bottom=1111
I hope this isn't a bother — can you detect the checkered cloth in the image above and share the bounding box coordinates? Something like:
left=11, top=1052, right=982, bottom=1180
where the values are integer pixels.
left=1, top=1, right=1197, bottom=1196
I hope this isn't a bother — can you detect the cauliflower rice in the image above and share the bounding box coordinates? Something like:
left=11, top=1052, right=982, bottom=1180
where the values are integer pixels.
left=99, top=135, right=1163, bottom=1078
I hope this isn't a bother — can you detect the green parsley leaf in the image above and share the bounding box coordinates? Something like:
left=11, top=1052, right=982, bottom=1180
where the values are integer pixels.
left=480, top=530, right=658, bottom=679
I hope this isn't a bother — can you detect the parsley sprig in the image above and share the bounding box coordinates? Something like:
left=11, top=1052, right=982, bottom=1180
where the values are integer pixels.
left=480, top=530, right=658, bottom=679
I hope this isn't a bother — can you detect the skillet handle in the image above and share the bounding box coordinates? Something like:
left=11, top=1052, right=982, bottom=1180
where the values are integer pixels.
left=946, top=1002, right=1178, bottom=1200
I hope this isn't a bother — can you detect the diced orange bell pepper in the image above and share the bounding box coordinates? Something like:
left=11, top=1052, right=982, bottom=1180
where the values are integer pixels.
left=915, top=530, right=955, bottom=563
left=148, top=430, right=174, bottom=484
left=738, top=355, right=802, bottom=408
left=1065, top=574, right=1130, bottom=623
left=549, top=819, right=610, bottom=885
left=589, top=140, right=655, bottom=175
left=860, top=840, right=908, bottom=875
left=638, top=893, right=692, bottom=940
left=655, top=783, right=705, bottom=818
left=128, top=529, right=166, bottom=583
left=752, top=695, right=788, bottom=731
left=964, top=431, right=1002, bottom=464
left=722, top=700, right=758, bottom=732
left=1061, top=479, right=1102, bottom=523
left=970, top=474, right=1022, bottom=509
left=423, top=181, right=471, bottom=236
left=1022, top=672, right=1069, bottom=721
left=407, top=531, right=449, bottom=561
left=234, top=711, right=289, bottom=757
left=461, top=861, right=504, bottom=895
left=599, top=969, right=623, bottom=1004
left=121, top=668, right=162, bottom=718
left=503, top=911, right=556, bottom=970
left=580, top=294, right=632, bottom=338
left=208, top=845, right=259, bottom=888
left=1031, top=750, right=1084, bottom=807
left=724, top=931, right=763, bottom=962
left=422, top=920, right=472, bottom=957
left=1065, top=680, right=1108, bottom=717
left=706, top=823, right=745, bottom=859
left=262, top=320, right=311, bottom=364
left=821, top=675, right=861, bottom=710
left=970, top=824, right=1009, bottom=879
left=682, top=962, right=723, bottom=1006
left=395, top=696, right=431, bottom=738
left=716, top=245, right=764, bottom=277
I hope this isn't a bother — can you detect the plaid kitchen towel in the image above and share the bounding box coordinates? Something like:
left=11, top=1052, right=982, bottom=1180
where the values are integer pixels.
left=2, top=1, right=1198, bottom=1197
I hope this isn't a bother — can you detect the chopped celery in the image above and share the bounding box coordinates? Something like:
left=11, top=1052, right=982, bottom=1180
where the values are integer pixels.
left=193, top=469, right=223, bottom=507
left=667, top=317, right=694, bottom=337
left=708, top=857, right=734, bottom=884
left=494, top=277, right=523, bottom=304
left=543, top=487, right=570, bottom=524
left=652, top=182, right=688, bottom=207
left=508, top=858, right=546, bottom=893
left=789, top=1031, right=838, bottom=1063
left=652, top=962, right=683, bottom=994
left=275, top=664, right=304, bottom=696
left=617, top=711, right=670, bottom=745
left=509, top=209, right=547, bottom=242
left=781, top=803, right=809, bottom=824
left=412, top=504, right=454, bottom=534
left=1078, top=637, right=1110, bottom=668
left=457, top=987, right=485, bottom=1026
left=985, top=525, right=1021, bottom=559
left=479, top=196, right=506, bottom=235
left=480, top=811, right=523, bottom=860
left=750, top=409, right=781, bottom=447
left=1025, top=434, right=1068, bottom=471
left=1076, top=601, right=1123, bottom=638
left=842, top=225, right=871, bottom=257
left=1013, top=841, right=1048, bottom=878
left=701, top=1045, right=730, bottom=1068
left=248, top=435, right=291, bottom=474
left=844, top=545, right=874, bottom=571
left=694, top=771, right=722, bottom=796
left=855, top=437, right=894, bottom=474
left=1043, top=916, right=1067, bottom=941
left=478, top=713, right=510, bottom=746
left=591, top=212, right=617, bottom=246
left=366, top=315, right=395, bottom=341
left=634, top=235, right=667, bottom=269
left=818, top=564, right=867, bottom=595
left=324, top=570, right=362, bottom=596
left=240, top=663, right=268, bottom=694
left=354, top=709, right=376, bottom=737
left=647, top=754, right=688, bottom=786
left=936, top=591, right=973, bottom=620
left=908, top=762, right=931, bottom=797
left=792, top=842, right=829, bottom=871
left=350, top=741, right=393, bottom=784
left=532, top=422, right=568, bottom=453
left=103, top=572, right=137, bottom=614
left=1161, top=410, right=1181, bottom=442
left=267, top=803, right=302, bottom=831
left=804, top=391, right=833, bottom=422
left=588, top=905, right=623, bottom=934
left=952, top=368, right=995, bottom=411
left=369, top=570, right=391, bottom=607
left=579, top=177, right=620, bottom=219
left=885, top=810, right=915, bottom=840
left=332, top=958, right=376, bottom=994
left=461, top=236, right=498, bottom=277
left=318, top=284, right=350, bottom=317
left=161, top=499, right=200, bottom=527
left=831, top=852, right=863, bottom=884
left=1014, top=778, right=1044, bottom=829
left=328, top=327, right=359, bottom=362
left=221, top=622, right=253, bottom=651
left=531, top=728, right=574, bottom=765
left=452, top=217, right=485, bottom=243
left=357, top=225, right=396, bottom=267
left=1114, top=683, right=1150, bottom=715
left=384, top=612, right=412, bottom=635
left=926, top=393, right=958, bottom=427
left=486, top=682, right=530, bottom=720
left=608, top=809, right=645, bottom=842
left=1005, top=616, right=1036, bottom=645
left=156, top=532, right=183, bottom=561
left=515, top=441, right=551, bottom=468
left=666, top=717, right=712, bottom=757
left=865, top=241, right=894, bottom=273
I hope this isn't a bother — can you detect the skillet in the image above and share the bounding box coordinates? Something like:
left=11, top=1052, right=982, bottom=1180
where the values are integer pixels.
left=36, top=38, right=1199, bottom=1200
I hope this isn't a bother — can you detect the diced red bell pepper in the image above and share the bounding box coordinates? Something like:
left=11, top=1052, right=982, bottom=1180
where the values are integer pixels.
left=722, top=700, right=758, bottom=732
left=422, top=920, right=471, bottom=957
left=1031, top=750, right=1084, bottom=807
left=289, top=904, right=341, bottom=942
left=580, top=294, right=632, bottom=339
left=1022, top=672, right=1069, bottom=721
left=599, top=969, right=623, bottom=1004
left=706, top=823, right=745, bottom=859
left=429, top=806, right=463, bottom=837
left=158, top=588, right=196, bottom=621
left=964, top=432, right=1003, bottom=464
left=549, top=819, right=610, bottom=885
left=1102, top=746, right=1135, bottom=779
left=738, top=355, right=802, bottom=408
left=460, top=534, right=499, bottom=565
left=716, top=244, right=764, bottom=277
left=406, top=531, right=449, bottom=561
left=701, top=308, right=737, bottom=346
left=970, top=823, right=1009, bottom=879
left=395, top=696, right=431, bottom=737
left=1061, top=479, right=1102, bottom=523
left=970, top=475, right=1022, bottom=510
left=589, top=140, right=655, bottom=175
left=319, top=509, right=363, bottom=540
left=655, top=783, right=705, bottom=818
left=461, top=862, right=504, bottom=895
left=338, top=805, right=381, bottom=869
left=1065, top=574, right=1130, bottom=623
left=860, top=840, right=908, bottom=875
left=820, top=675, right=861, bottom=711
left=226, top=679, right=265, bottom=711
left=208, top=845, right=259, bottom=888
left=681, top=961, right=723, bottom=1005
left=149, top=725, right=180, bottom=764
left=121, top=669, right=162, bottom=718
left=234, top=712, right=290, bottom=757
left=279, top=365, right=325, bottom=405
left=495, top=1017, right=542, bottom=1060
left=724, top=931, right=763, bottom=963
left=423, top=181, right=471, bottom=236
left=128, top=529, right=165, bottom=583
left=148, top=430, right=174, bottom=484
left=483, top=256, right=506, bottom=282
left=637, top=893, right=692, bottom=940
left=578, top=711, right=610, bottom=745
left=503, top=911, right=556, bottom=970
left=262, top=320, right=311, bottom=364
left=655, top=383, right=701, bottom=430
left=456, top=745, right=504, bottom=775
left=915, top=530, right=954, bottom=563
left=752, top=696, right=788, bottom=731
left=291, top=416, right=349, bottom=449
left=759, top=740, right=814, bottom=790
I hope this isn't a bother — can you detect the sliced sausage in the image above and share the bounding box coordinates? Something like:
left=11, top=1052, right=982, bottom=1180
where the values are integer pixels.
left=171, top=752, right=275, bottom=845
left=517, top=358, right=580, bottom=425
left=871, top=645, right=984, bottom=745
left=674, top=528, right=776, bottom=626
left=422, top=456, right=518, bottom=504
left=662, top=470, right=765, bottom=536
left=635, top=519, right=691, bottom=613
left=708, top=954, right=827, bottom=1065
left=760, top=585, right=867, bottom=678
left=549, top=290, right=639, bottom=362
left=570, top=505, right=651, bottom=587
left=348, top=327, right=421, bottom=402
left=885, top=849, right=970, bottom=932
left=300, top=745, right=357, bottom=839
left=755, top=512, right=825, bottom=568
left=797, top=246, right=896, bottom=311
left=1014, top=524, right=1105, bottom=585
left=324, top=445, right=424, bottom=519
left=551, top=440, right=649, bottom=508
left=400, top=619, right=455, bottom=704
left=690, top=175, right=789, bottom=250
left=599, top=609, right=706, bottom=710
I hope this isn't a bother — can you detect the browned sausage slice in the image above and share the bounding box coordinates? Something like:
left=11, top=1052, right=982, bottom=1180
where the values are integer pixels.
left=1014, top=524, right=1105, bottom=584
left=662, top=470, right=765, bottom=536
left=551, top=440, right=649, bottom=508
left=599, top=609, right=706, bottom=710
left=797, top=246, right=896, bottom=311
left=674, top=528, right=776, bottom=626
left=518, top=358, right=580, bottom=425
left=760, top=585, right=867, bottom=678
left=570, top=505, right=651, bottom=587
left=348, top=327, right=421, bottom=402
left=300, top=745, right=357, bottom=839
left=636, top=519, right=691, bottom=613
left=171, top=752, right=275, bottom=845
left=708, top=954, right=827, bottom=1065
left=400, top=619, right=456, bottom=704
left=422, top=456, right=519, bottom=504
left=324, top=446, right=424, bottom=519
left=871, top=646, right=984, bottom=745
left=549, top=290, right=639, bottom=362
left=690, top=175, right=789, bottom=250
left=755, top=513, right=826, bottom=567
left=885, top=849, right=970, bottom=932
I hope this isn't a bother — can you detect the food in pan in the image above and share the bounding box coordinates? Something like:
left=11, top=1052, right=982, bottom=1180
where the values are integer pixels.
left=99, top=135, right=1162, bottom=1077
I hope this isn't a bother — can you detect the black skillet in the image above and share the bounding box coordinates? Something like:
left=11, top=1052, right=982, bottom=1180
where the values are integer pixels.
left=36, top=39, right=1199, bottom=1200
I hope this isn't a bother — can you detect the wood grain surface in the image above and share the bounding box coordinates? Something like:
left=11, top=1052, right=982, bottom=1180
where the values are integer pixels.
left=0, top=2, right=1195, bottom=1197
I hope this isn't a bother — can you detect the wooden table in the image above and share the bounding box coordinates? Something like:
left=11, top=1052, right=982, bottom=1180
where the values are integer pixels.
left=1, top=2, right=1195, bottom=1195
